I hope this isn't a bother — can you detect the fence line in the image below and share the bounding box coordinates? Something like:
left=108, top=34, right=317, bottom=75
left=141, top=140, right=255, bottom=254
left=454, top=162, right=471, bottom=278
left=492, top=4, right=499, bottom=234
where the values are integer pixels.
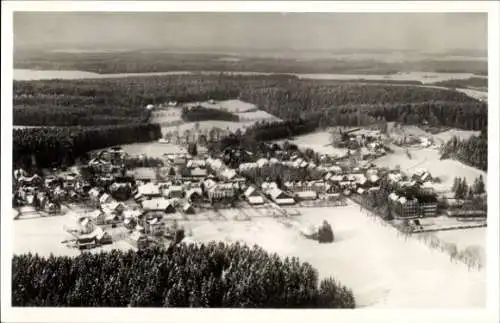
left=351, top=198, right=483, bottom=271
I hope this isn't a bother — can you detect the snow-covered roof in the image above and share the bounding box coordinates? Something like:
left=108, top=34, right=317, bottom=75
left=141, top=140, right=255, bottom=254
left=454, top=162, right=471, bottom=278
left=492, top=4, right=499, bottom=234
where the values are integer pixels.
left=142, top=198, right=174, bottom=211
left=296, top=191, right=317, bottom=198
left=244, top=186, right=258, bottom=197
left=221, top=169, right=237, bottom=180
left=248, top=196, right=264, bottom=204
left=389, top=192, right=399, bottom=201
left=137, top=183, right=161, bottom=196
left=99, top=193, right=112, bottom=204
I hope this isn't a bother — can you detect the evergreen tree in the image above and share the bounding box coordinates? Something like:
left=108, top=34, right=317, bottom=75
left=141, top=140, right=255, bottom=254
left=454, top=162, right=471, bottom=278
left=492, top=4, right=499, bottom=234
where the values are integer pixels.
left=473, top=175, right=485, bottom=195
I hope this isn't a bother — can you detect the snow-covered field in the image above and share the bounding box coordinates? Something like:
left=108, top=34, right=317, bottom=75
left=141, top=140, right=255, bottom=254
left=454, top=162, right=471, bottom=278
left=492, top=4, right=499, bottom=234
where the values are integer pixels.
left=373, top=145, right=486, bottom=190
left=275, top=131, right=348, bottom=157
left=13, top=213, right=135, bottom=257
left=13, top=202, right=485, bottom=308
left=432, top=129, right=481, bottom=145
left=415, top=228, right=486, bottom=266
left=152, top=100, right=281, bottom=136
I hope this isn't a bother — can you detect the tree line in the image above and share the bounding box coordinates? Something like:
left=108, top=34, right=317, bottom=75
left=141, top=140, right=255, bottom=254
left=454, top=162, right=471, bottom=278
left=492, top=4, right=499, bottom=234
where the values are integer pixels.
left=13, top=124, right=162, bottom=169
left=12, top=243, right=355, bottom=308
left=440, top=132, right=488, bottom=171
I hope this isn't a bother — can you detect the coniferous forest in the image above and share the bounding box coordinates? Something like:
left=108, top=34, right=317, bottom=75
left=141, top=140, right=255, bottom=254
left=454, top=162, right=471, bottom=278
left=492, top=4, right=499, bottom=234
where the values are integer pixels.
left=12, top=243, right=356, bottom=308
left=13, top=74, right=487, bottom=170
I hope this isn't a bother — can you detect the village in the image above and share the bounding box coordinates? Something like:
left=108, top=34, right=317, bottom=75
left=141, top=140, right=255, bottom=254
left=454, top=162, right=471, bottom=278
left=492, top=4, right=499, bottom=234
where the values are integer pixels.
left=12, top=102, right=487, bottom=254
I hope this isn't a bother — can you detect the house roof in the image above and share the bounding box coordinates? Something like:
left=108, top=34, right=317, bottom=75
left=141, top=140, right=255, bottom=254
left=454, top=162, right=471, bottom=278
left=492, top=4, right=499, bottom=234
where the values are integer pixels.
left=138, top=183, right=161, bottom=196
left=99, top=193, right=112, bottom=204
left=248, top=196, right=265, bottom=204
left=183, top=203, right=194, bottom=211
left=190, top=167, right=207, bottom=177
left=296, top=191, right=317, bottom=198
left=221, top=169, right=237, bottom=180
left=142, top=198, right=174, bottom=211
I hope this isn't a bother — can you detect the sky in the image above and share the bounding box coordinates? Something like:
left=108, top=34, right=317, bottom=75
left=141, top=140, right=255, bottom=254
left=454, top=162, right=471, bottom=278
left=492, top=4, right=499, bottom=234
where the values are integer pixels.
left=14, top=12, right=488, bottom=54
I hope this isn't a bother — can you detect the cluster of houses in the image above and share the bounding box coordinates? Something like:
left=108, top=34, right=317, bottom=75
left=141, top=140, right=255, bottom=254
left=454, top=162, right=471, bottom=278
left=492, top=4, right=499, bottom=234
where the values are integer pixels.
left=12, top=169, right=90, bottom=215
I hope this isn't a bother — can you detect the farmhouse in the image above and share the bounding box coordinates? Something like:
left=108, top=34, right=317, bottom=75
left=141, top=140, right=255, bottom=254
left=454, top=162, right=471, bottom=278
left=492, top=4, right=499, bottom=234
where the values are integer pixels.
left=142, top=198, right=176, bottom=214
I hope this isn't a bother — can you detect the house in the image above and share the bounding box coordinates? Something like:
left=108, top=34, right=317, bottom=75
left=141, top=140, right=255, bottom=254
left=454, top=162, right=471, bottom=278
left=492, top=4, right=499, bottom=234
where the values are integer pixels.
left=186, top=188, right=203, bottom=203
left=137, top=183, right=161, bottom=198
left=207, top=184, right=236, bottom=203
left=268, top=188, right=295, bottom=205
left=128, top=231, right=149, bottom=249
left=295, top=190, right=317, bottom=201
left=164, top=185, right=184, bottom=199
left=142, top=198, right=176, bottom=214
left=182, top=203, right=195, bottom=214
left=261, top=182, right=278, bottom=194
left=102, top=201, right=126, bottom=215
left=187, top=159, right=206, bottom=169
left=244, top=186, right=265, bottom=205
left=147, top=217, right=164, bottom=236
left=220, top=169, right=237, bottom=180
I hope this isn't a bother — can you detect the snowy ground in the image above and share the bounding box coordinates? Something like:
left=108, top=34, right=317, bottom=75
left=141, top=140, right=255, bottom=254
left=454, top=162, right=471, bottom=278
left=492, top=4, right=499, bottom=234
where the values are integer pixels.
left=432, top=129, right=481, bottom=145
left=13, top=201, right=486, bottom=308
left=154, top=100, right=281, bottom=136
left=275, top=131, right=348, bottom=157
left=415, top=228, right=486, bottom=267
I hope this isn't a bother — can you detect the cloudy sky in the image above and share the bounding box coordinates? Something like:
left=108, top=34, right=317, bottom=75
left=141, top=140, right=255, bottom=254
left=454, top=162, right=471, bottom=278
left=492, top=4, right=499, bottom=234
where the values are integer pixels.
left=14, top=12, right=487, bottom=53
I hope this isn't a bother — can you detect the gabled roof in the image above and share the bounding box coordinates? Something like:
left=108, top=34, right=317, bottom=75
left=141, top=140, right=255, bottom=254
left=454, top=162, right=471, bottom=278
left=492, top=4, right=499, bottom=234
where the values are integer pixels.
left=142, top=198, right=174, bottom=211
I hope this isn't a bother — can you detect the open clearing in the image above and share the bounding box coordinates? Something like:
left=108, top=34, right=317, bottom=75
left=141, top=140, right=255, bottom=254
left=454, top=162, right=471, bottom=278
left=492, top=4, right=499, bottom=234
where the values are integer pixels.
left=151, top=100, right=282, bottom=136
left=14, top=201, right=485, bottom=308
left=275, top=131, right=348, bottom=157
left=432, top=129, right=481, bottom=145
